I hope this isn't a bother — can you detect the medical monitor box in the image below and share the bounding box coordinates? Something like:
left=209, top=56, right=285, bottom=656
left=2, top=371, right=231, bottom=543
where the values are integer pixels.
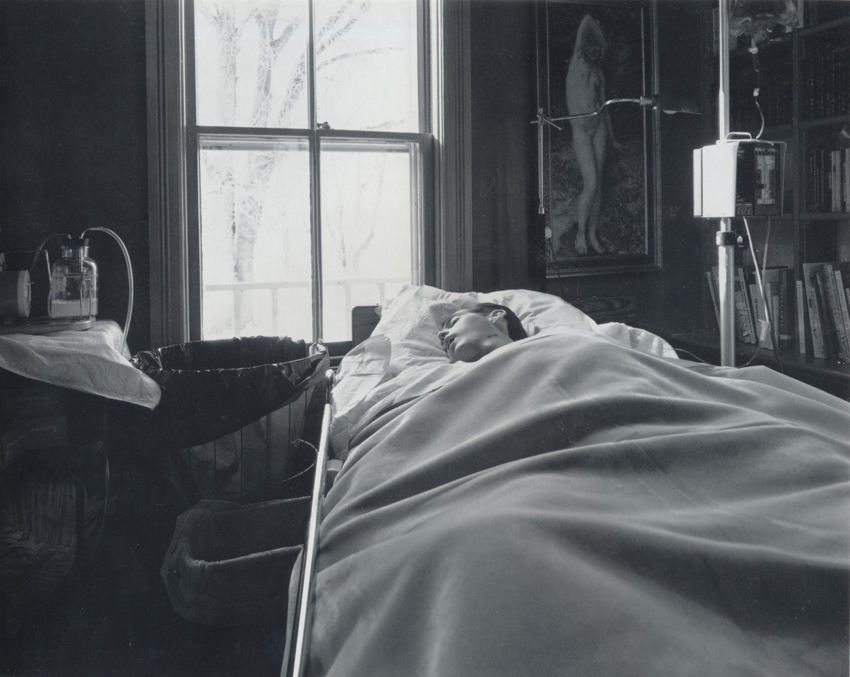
left=693, top=140, right=784, bottom=218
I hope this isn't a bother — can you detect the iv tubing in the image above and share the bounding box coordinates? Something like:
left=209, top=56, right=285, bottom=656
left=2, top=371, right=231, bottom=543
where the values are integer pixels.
left=81, top=227, right=134, bottom=352
left=749, top=40, right=765, bottom=140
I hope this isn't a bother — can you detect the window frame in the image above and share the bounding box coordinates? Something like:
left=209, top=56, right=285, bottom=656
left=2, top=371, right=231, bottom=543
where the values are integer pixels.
left=146, top=0, right=471, bottom=346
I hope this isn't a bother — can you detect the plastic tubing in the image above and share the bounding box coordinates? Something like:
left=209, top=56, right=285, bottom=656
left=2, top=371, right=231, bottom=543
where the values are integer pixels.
left=80, top=227, right=134, bottom=352
left=31, top=232, right=71, bottom=275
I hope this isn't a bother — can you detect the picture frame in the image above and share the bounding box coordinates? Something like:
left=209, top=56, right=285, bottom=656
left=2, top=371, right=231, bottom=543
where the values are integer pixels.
left=538, top=0, right=661, bottom=278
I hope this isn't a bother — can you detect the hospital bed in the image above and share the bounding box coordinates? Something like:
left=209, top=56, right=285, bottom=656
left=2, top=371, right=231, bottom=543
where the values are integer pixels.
left=283, top=284, right=850, bottom=677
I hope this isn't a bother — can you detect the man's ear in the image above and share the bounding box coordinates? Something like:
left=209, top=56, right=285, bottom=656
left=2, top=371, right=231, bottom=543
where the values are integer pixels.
left=487, top=309, right=508, bottom=329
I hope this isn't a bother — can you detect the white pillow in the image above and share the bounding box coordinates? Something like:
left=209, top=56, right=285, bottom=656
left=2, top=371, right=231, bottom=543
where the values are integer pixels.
left=330, top=285, right=677, bottom=455
left=369, top=284, right=598, bottom=375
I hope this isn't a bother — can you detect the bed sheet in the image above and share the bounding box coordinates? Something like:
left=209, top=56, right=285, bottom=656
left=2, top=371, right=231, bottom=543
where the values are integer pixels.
left=303, top=330, right=850, bottom=677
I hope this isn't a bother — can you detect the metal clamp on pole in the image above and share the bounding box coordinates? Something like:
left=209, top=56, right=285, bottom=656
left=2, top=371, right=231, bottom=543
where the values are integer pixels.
left=717, top=217, right=736, bottom=367
left=531, top=109, right=562, bottom=215
left=715, top=230, right=750, bottom=250
left=716, top=231, right=738, bottom=247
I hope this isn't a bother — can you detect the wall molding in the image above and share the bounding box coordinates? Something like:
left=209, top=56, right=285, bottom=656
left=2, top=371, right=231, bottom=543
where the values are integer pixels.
left=145, top=0, right=190, bottom=346
left=433, top=0, right=473, bottom=292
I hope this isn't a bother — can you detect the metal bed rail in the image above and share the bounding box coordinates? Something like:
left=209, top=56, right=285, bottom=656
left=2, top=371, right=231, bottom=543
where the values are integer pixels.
left=282, top=368, right=335, bottom=677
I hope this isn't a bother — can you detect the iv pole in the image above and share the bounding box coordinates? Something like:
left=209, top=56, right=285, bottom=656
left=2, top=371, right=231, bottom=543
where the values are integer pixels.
left=716, top=0, right=736, bottom=367
left=533, top=95, right=697, bottom=219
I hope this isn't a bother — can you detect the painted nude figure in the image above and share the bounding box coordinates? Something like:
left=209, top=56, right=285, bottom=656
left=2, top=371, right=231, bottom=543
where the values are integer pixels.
left=565, top=15, right=624, bottom=255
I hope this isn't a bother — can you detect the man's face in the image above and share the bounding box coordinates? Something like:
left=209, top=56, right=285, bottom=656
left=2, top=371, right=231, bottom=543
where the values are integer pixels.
left=438, top=309, right=508, bottom=363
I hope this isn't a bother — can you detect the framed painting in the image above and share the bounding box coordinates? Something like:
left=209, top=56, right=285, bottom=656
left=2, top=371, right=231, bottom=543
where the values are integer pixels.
left=538, top=0, right=661, bottom=277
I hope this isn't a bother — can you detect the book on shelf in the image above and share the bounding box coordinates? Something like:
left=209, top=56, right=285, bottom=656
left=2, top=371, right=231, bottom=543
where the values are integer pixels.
left=735, top=268, right=764, bottom=345
left=741, top=266, right=796, bottom=351
left=820, top=262, right=849, bottom=360
left=796, top=279, right=810, bottom=356
left=750, top=281, right=772, bottom=349
left=705, top=267, right=754, bottom=345
left=802, top=262, right=850, bottom=361
left=742, top=269, right=769, bottom=349
left=705, top=270, right=720, bottom=328
left=776, top=267, right=797, bottom=352
left=831, top=151, right=838, bottom=212
left=817, top=272, right=841, bottom=360
left=830, top=261, right=850, bottom=357
left=830, top=149, right=848, bottom=213
left=706, top=266, right=797, bottom=352
left=804, top=38, right=850, bottom=123
left=807, top=147, right=850, bottom=213
left=735, top=268, right=757, bottom=345
left=806, top=147, right=850, bottom=213
left=802, top=264, right=826, bottom=358
left=841, top=148, right=850, bottom=212
left=735, top=291, right=756, bottom=345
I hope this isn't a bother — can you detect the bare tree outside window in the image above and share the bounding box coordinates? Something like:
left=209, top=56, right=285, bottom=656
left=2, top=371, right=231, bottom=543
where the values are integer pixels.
left=194, top=0, right=420, bottom=340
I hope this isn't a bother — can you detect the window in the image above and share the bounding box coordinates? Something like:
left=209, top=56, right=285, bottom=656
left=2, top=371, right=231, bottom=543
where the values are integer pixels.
left=147, top=0, right=471, bottom=346
left=193, top=0, right=431, bottom=343
left=197, top=135, right=423, bottom=341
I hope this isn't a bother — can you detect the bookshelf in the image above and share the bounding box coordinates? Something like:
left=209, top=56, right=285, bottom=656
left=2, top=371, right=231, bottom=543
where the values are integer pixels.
left=691, top=1, right=850, bottom=398
left=665, top=330, right=850, bottom=400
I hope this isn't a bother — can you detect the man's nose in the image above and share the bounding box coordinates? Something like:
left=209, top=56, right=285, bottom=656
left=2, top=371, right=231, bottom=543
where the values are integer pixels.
left=437, top=328, right=448, bottom=341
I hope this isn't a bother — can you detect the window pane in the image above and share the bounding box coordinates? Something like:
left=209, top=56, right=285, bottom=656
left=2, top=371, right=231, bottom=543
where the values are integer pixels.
left=320, top=139, right=420, bottom=341
left=314, top=0, right=420, bottom=133
left=194, top=0, right=310, bottom=129
left=199, top=137, right=313, bottom=340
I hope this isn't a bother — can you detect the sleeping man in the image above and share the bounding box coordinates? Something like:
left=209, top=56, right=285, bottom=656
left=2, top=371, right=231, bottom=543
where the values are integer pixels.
left=438, top=303, right=528, bottom=363
left=311, top=292, right=850, bottom=677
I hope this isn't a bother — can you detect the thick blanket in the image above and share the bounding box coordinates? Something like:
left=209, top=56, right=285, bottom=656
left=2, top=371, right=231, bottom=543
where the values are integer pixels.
left=304, top=331, right=850, bottom=677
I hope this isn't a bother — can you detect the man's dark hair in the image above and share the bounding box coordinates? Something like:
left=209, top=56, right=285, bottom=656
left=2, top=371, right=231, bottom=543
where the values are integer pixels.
left=468, top=303, right=528, bottom=341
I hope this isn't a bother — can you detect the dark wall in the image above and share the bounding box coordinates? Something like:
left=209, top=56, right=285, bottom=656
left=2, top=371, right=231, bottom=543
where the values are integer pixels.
left=646, top=0, right=706, bottom=332
left=469, top=0, right=539, bottom=293
left=468, top=0, right=706, bottom=333
left=0, top=0, right=150, bottom=349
